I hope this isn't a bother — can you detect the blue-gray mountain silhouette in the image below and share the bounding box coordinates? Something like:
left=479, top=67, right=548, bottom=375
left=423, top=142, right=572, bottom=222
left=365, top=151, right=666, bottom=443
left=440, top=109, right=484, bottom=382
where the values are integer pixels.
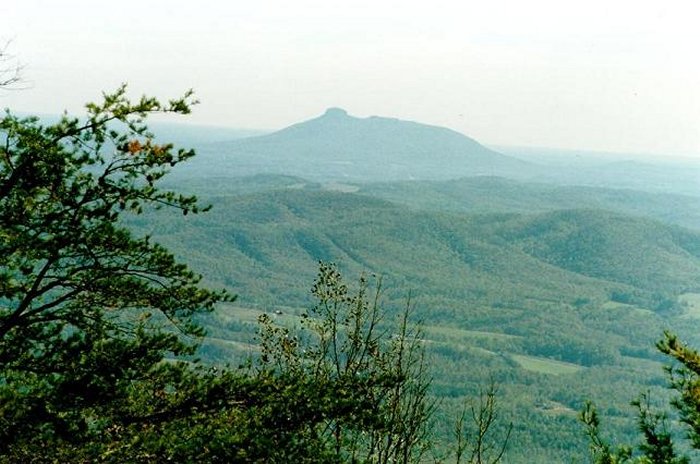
left=206, top=108, right=533, bottom=181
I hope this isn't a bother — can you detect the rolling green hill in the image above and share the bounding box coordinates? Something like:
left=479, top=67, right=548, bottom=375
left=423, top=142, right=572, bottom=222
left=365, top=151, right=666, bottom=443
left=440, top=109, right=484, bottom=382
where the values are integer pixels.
left=359, top=176, right=700, bottom=230
left=167, top=174, right=700, bottom=230
left=487, top=209, right=700, bottom=302
left=116, top=111, right=700, bottom=461
left=137, top=189, right=700, bottom=312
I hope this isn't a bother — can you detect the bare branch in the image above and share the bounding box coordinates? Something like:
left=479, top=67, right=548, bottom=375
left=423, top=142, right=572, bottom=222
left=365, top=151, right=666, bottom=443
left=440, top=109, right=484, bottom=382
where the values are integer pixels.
left=0, top=40, right=24, bottom=90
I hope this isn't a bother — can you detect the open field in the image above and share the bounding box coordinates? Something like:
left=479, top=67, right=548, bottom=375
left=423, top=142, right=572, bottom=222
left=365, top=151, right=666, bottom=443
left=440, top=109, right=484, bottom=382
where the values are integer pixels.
left=510, top=354, right=585, bottom=375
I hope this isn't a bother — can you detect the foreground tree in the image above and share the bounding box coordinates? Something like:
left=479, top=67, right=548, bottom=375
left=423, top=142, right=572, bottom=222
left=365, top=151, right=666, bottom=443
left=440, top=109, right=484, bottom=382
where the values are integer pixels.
left=0, top=86, right=242, bottom=459
left=580, top=332, right=700, bottom=464
left=255, top=263, right=512, bottom=464
left=255, top=263, right=435, bottom=462
left=452, top=383, right=512, bottom=464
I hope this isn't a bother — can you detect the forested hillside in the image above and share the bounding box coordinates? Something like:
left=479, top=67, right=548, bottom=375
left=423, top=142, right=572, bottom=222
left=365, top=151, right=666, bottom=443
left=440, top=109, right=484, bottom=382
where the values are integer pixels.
left=129, top=185, right=700, bottom=462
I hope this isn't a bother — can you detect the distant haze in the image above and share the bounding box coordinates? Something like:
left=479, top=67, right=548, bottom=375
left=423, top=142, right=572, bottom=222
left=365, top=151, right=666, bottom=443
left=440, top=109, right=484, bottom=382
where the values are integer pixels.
left=1, top=0, right=699, bottom=156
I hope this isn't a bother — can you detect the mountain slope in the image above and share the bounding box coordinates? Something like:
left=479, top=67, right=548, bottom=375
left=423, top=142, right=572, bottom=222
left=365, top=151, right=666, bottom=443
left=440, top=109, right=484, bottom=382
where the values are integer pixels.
left=192, top=108, right=534, bottom=181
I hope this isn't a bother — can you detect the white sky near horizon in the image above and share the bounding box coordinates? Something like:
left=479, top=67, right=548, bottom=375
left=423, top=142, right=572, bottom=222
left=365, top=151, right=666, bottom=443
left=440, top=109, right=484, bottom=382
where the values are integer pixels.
left=1, top=0, right=699, bottom=156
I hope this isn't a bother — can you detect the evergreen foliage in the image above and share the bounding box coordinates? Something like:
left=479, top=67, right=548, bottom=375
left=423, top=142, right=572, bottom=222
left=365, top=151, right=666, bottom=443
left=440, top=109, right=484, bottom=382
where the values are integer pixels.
left=0, top=86, right=235, bottom=459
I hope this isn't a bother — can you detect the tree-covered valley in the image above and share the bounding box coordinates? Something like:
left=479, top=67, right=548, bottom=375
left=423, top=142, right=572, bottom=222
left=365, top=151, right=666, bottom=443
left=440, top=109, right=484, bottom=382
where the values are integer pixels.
left=135, top=179, right=700, bottom=462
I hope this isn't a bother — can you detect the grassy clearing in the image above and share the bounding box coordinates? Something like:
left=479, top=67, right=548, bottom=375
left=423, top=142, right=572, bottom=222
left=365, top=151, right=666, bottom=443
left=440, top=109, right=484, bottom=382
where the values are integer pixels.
left=205, top=337, right=259, bottom=352
left=423, top=325, right=521, bottom=342
left=323, top=182, right=360, bottom=193
left=534, top=399, right=577, bottom=415
left=601, top=301, right=636, bottom=310
left=510, top=354, right=584, bottom=375
left=601, top=300, right=655, bottom=317
left=215, top=305, right=305, bottom=324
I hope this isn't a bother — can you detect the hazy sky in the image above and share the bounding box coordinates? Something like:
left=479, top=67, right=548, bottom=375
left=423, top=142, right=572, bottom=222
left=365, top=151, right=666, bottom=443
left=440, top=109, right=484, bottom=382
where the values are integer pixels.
left=1, top=0, right=699, bottom=155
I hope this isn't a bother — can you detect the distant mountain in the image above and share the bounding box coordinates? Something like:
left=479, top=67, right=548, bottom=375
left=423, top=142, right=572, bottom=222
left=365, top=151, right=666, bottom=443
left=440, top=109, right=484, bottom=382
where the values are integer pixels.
left=497, top=146, right=700, bottom=197
left=190, top=108, right=534, bottom=181
left=565, top=160, right=700, bottom=196
left=148, top=122, right=267, bottom=146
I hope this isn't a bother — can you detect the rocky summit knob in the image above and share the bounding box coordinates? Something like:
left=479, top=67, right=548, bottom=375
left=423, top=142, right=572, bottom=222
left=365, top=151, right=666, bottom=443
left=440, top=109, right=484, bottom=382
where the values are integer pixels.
left=323, top=107, right=348, bottom=118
